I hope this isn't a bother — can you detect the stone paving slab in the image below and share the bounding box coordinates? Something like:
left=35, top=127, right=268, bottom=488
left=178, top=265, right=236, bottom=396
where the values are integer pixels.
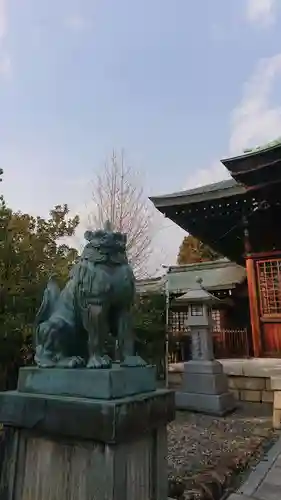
left=254, top=482, right=280, bottom=500
left=227, top=437, right=281, bottom=500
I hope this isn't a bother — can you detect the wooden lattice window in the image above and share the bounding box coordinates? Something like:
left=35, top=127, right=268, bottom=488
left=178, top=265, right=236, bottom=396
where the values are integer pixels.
left=169, top=309, right=221, bottom=334
left=256, top=259, right=281, bottom=316
left=169, top=311, right=188, bottom=337
left=212, top=309, right=221, bottom=332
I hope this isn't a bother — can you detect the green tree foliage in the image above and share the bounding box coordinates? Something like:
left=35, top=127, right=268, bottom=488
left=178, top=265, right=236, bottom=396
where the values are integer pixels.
left=0, top=175, right=79, bottom=382
left=133, top=292, right=165, bottom=378
left=177, top=235, right=221, bottom=265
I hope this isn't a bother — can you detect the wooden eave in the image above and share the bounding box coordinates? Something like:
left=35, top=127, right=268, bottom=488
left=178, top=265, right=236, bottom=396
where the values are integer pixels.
left=151, top=181, right=281, bottom=262
left=149, top=178, right=247, bottom=209
left=150, top=140, right=281, bottom=262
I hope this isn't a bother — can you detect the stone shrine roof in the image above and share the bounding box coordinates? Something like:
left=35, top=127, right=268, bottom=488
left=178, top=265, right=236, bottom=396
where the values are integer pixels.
left=175, top=277, right=220, bottom=304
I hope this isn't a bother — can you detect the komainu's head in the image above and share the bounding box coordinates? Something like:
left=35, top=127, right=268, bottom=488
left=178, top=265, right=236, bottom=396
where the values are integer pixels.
left=82, top=221, right=128, bottom=264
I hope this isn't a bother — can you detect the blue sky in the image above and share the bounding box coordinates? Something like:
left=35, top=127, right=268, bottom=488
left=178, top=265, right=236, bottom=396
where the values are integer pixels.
left=1, top=0, right=281, bottom=270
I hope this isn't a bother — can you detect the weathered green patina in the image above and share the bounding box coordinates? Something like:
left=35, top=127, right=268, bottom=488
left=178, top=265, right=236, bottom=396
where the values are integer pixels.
left=34, top=221, right=146, bottom=369
left=243, top=136, right=281, bottom=154
left=17, top=365, right=156, bottom=399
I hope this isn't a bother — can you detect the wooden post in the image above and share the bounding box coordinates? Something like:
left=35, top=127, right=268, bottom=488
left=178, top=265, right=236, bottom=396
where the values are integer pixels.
left=243, top=217, right=262, bottom=357
left=245, top=256, right=262, bottom=357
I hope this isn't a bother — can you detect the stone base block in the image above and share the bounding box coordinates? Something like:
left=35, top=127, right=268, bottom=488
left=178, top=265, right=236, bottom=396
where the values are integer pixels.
left=273, top=408, right=281, bottom=429
left=272, top=377, right=281, bottom=391
left=0, top=389, right=174, bottom=443
left=0, top=389, right=175, bottom=500
left=228, top=375, right=265, bottom=391
left=18, top=364, right=156, bottom=400
left=262, top=390, right=274, bottom=403
left=182, top=372, right=228, bottom=395
left=240, top=389, right=261, bottom=402
left=274, top=391, right=281, bottom=409
left=0, top=422, right=168, bottom=500
left=182, top=360, right=223, bottom=375
left=176, top=391, right=235, bottom=416
left=176, top=359, right=235, bottom=415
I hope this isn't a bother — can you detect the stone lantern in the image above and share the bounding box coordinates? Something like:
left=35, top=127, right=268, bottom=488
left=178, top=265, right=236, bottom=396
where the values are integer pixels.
left=176, top=277, right=235, bottom=416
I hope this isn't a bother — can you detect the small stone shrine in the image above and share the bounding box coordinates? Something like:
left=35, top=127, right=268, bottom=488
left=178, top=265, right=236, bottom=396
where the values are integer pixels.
left=0, top=221, right=175, bottom=500
left=176, top=277, right=235, bottom=415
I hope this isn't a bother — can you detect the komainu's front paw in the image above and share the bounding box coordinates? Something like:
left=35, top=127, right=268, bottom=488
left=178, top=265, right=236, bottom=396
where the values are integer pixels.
left=34, top=347, right=56, bottom=368
left=87, top=354, right=111, bottom=369
left=56, top=356, right=86, bottom=368
left=121, top=355, right=147, bottom=367
left=101, top=355, right=112, bottom=368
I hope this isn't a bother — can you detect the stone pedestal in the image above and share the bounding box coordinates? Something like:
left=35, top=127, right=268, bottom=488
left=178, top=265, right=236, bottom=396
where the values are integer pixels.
left=271, top=376, right=281, bottom=429
left=176, top=360, right=235, bottom=416
left=0, top=366, right=175, bottom=500
left=17, top=365, right=156, bottom=399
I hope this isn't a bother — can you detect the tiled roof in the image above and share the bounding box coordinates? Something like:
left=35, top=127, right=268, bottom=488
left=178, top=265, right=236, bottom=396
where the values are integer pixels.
left=150, top=178, right=247, bottom=207
left=136, top=259, right=246, bottom=294
left=135, top=276, right=165, bottom=294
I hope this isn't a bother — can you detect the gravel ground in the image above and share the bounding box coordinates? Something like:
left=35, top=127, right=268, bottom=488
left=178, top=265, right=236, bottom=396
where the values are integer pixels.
left=167, top=403, right=276, bottom=496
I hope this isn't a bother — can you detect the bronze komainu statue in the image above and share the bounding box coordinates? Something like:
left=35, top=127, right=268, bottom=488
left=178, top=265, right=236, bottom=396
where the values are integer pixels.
left=34, top=221, right=146, bottom=369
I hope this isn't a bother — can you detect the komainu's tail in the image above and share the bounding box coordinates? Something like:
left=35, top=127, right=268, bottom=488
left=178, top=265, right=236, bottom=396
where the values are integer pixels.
left=35, top=277, right=61, bottom=327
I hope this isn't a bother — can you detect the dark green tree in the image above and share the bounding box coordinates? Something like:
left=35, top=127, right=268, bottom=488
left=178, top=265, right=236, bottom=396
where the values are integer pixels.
left=133, top=292, right=165, bottom=378
left=0, top=173, right=79, bottom=386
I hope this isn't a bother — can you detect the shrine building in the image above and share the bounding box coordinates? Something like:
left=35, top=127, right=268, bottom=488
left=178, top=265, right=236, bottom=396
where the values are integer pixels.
left=150, top=140, right=281, bottom=358
left=136, top=260, right=248, bottom=361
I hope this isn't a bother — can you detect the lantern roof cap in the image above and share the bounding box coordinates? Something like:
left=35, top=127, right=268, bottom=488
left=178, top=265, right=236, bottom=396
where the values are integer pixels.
left=176, top=277, right=221, bottom=304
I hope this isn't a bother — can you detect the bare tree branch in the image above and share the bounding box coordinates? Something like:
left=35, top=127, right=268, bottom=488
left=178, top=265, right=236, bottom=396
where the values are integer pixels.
left=87, top=150, right=157, bottom=278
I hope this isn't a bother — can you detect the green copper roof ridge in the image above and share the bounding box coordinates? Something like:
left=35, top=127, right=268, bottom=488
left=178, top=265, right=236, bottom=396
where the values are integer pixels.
left=167, top=258, right=242, bottom=272
left=222, top=138, right=281, bottom=164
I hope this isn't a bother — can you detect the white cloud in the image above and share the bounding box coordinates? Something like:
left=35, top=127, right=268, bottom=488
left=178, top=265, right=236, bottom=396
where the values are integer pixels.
left=64, top=15, right=90, bottom=32
left=246, top=0, right=276, bottom=26
left=142, top=52, right=281, bottom=272
left=0, top=0, right=7, bottom=39
left=229, top=54, right=281, bottom=155
left=183, top=52, right=281, bottom=193
left=184, top=161, right=230, bottom=190
left=0, top=51, right=11, bottom=76
left=0, top=0, right=11, bottom=79
left=170, top=52, right=281, bottom=268
left=151, top=215, right=186, bottom=272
